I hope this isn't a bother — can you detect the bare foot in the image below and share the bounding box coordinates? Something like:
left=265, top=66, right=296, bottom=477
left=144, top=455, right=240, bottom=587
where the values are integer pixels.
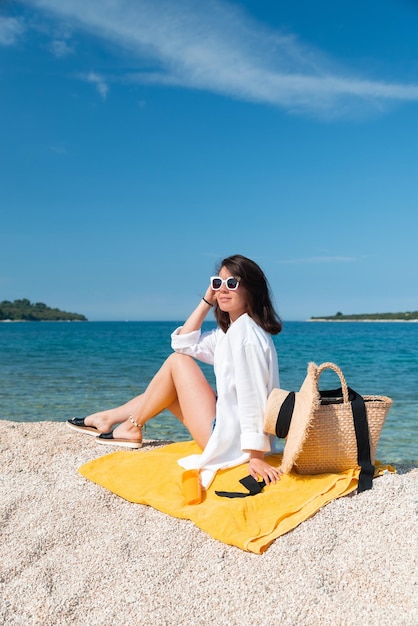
left=111, top=419, right=143, bottom=443
left=84, top=411, right=121, bottom=434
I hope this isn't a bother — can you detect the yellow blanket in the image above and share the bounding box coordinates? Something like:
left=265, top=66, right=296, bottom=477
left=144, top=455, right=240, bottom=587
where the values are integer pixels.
left=79, top=441, right=391, bottom=554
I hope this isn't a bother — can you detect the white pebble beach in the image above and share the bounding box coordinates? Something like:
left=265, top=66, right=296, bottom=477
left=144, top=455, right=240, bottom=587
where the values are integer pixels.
left=1, top=420, right=417, bottom=626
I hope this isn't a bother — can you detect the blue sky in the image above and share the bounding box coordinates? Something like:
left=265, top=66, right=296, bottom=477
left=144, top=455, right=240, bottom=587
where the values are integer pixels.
left=1, top=0, right=417, bottom=321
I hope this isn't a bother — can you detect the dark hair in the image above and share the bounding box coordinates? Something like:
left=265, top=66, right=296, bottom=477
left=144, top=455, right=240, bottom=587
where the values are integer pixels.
left=213, top=254, right=282, bottom=335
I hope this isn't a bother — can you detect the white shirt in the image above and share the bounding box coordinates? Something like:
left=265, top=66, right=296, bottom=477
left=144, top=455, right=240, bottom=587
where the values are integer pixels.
left=171, top=313, right=280, bottom=488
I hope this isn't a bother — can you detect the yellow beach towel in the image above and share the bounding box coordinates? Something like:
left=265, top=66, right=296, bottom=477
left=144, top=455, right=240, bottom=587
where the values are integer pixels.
left=79, top=441, right=392, bottom=554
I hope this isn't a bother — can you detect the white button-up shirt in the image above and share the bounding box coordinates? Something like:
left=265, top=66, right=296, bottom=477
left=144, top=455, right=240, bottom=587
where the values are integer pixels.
left=171, top=313, right=280, bottom=488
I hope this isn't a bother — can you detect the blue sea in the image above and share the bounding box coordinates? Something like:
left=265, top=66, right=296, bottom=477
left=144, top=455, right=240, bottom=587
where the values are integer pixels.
left=1, top=320, right=417, bottom=463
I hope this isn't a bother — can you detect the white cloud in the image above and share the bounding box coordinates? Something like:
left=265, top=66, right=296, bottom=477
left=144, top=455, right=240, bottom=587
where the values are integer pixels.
left=49, top=37, right=74, bottom=58
left=0, top=16, right=25, bottom=46
left=84, top=72, right=109, bottom=99
left=24, top=0, right=418, bottom=115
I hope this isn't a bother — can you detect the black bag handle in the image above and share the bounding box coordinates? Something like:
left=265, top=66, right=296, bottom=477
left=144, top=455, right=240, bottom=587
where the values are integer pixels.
left=348, top=387, right=374, bottom=492
left=317, top=363, right=374, bottom=492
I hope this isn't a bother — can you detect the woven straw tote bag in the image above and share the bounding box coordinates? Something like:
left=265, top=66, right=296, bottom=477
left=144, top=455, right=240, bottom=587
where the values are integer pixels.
left=294, top=362, right=393, bottom=475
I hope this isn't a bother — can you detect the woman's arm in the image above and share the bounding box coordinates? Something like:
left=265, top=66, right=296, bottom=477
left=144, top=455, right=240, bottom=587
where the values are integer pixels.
left=171, top=282, right=218, bottom=364
left=179, top=284, right=216, bottom=335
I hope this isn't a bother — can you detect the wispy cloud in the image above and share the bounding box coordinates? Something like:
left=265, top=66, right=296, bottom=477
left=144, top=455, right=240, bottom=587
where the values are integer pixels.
left=0, top=16, right=25, bottom=46
left=83, top=72, right=109, bottom=99
left=49, top=37, right=74, bottom=58
left=24, top=0, right=418, bottom=115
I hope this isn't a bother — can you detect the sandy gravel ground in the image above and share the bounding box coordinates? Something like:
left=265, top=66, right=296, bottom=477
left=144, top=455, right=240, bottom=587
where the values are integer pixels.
left=1, top=420, right=417, bottom=626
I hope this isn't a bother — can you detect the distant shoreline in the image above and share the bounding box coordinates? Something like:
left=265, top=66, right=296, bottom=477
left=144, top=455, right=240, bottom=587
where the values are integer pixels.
left=308, top=318, right=418, bottom=323
left=3, top=318, right=418, bottom=324
left=309, top=310, right=418, bottom=322
left=0, top=319, right=86, bottom=323
left=0, top=299, right=87, bottom=322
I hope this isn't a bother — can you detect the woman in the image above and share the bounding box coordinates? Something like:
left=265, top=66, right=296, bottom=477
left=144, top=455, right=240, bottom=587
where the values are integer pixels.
left=67, top=254, right=282, bottom=488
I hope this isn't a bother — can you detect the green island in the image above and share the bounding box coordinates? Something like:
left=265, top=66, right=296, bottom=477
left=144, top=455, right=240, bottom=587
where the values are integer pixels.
left=309, top=311, right=418, bottom=321
left=0, top=299, right=87, bottom=322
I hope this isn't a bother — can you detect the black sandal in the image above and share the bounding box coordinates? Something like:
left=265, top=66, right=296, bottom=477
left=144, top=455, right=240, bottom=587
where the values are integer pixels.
left=96, top=431, right=143, bottom=449
left=66, top=417, right=99, bottom=436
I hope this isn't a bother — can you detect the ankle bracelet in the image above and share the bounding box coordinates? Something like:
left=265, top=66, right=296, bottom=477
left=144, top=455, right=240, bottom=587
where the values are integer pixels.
left=129, top=414, right=145, bottom=431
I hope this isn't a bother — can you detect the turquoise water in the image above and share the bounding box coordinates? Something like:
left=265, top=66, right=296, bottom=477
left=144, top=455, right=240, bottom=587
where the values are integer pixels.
left=1, top=321, right=417, bottom=463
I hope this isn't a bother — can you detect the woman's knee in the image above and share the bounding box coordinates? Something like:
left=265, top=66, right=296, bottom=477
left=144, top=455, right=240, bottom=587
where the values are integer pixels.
left=167, top=352, right=210, bottom=388
left=166, top=352, right=195, bottom=368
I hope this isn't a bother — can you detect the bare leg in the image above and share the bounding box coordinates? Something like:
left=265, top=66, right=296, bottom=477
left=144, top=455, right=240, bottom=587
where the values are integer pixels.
left=84, top=397, right=144, bottom=434
left=87, top=353, right=216, bottom=449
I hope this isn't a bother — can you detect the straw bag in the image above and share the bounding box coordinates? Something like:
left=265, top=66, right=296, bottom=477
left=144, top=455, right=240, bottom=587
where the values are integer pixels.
left=263, top=362, right=393, bottom=492
left=295, top=362, right=392, bottom=489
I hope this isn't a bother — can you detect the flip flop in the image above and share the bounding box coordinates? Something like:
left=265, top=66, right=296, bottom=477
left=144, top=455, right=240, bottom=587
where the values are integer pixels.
left=66, top=417, right=99, bottom=436
left=95, top=431, right=143, bottom=449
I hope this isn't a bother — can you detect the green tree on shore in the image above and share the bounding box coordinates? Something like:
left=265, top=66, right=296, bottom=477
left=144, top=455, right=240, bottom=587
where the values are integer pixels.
left=310, top=311, right=418, bottom=321
left=0, top=299, right=87, bottom=321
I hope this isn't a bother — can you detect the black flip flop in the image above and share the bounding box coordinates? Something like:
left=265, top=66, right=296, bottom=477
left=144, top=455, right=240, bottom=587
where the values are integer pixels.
left=66, top=417, right=99, bottom=436
left=96, top=431, right=142, bottom=449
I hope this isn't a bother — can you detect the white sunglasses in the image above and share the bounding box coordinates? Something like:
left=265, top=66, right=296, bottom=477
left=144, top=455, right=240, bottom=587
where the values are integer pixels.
left=210, top=276, right=240, bottom=291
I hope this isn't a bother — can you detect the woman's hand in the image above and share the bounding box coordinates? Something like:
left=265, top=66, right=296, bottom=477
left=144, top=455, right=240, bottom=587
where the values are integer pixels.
left=248, top=452, right=282, bottom=485
left=203, top=283, right=216, bottom=307
left=179, top=281, right=216, bottom=334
